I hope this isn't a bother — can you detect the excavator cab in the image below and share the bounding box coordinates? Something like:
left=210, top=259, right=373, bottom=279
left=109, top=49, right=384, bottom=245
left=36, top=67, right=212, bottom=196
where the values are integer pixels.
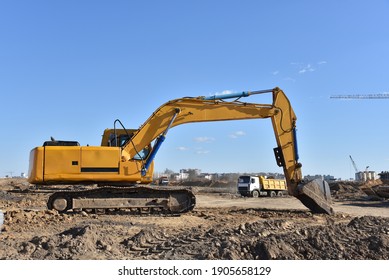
left=102, top=128, right=151, bottom=160
left=102, top=128, right=134, bottom=147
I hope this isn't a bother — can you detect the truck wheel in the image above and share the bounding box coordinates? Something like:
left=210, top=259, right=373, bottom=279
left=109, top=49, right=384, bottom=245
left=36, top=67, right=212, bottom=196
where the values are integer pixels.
left=277, top=191, right=284, bottom=197
left=252, top=190, right=260, bottom=198
left=269, top=191, right=276, bottom=197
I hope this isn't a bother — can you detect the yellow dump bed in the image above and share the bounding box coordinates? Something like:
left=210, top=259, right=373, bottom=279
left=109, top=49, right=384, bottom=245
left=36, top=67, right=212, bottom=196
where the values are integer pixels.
left=259, top=176, right=287, bottom=191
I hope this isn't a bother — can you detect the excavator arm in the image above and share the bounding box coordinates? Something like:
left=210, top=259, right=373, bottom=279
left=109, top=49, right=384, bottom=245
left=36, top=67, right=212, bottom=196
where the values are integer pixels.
left=121, top=91, right=277, bottom=161
left=121, top=87, right=333, bottom=214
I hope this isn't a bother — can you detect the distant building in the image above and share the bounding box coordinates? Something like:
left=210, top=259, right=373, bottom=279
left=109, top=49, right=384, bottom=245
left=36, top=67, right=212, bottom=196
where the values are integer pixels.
left=3, top=172, right=28, bottom=179
left=355, top=171, right=376, bottom=182
left=175, top=172, right=189, bottom=181
left=304, top=174, right=323, bottom=181
left=304, top=174, right=337, bottom=181
left=179, top=169, right=201, bottom=175
left=198, top=173, right=218, bottom=180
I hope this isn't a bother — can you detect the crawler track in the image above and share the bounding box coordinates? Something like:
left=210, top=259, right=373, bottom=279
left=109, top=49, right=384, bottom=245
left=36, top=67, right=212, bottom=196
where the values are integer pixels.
left=47, top=185, right=196, bottom=214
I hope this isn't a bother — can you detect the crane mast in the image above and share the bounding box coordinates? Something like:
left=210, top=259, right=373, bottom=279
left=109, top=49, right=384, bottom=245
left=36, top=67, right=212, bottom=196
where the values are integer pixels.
left=349, top=155, right=360, bottom=173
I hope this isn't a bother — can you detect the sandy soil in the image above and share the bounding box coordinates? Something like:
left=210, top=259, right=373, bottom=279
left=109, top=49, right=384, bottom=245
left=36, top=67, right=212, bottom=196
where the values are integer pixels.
left=1, top=178, right=389, bottom=260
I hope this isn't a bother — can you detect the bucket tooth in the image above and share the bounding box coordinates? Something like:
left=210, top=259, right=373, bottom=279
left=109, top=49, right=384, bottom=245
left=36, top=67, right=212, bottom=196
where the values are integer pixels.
left=296, top=179, right=334, bottom=214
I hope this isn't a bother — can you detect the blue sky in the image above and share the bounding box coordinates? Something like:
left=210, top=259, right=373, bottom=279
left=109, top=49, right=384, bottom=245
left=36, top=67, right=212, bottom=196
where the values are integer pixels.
left=1, top=0, right=388, bottom=180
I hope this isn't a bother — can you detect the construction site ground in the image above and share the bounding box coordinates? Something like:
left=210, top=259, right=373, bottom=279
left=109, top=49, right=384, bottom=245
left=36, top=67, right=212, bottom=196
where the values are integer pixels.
left=1, top=178, right=389, bottom=260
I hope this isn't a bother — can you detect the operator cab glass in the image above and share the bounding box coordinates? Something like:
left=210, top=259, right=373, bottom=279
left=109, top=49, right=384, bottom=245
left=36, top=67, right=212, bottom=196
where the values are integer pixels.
left=108, top=133, right=150, bottom=160
left=108, top=134, right=130, bottom=147
left=133, top=146, right=150, bottom=160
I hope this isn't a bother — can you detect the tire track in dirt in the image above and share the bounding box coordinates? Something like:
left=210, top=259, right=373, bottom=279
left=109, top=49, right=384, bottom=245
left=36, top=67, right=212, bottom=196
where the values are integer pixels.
left=119, top=209, right=349, bottom=259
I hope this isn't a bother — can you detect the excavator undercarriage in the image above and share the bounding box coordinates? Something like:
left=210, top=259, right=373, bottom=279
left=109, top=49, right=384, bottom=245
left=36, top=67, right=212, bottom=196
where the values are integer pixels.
left=48, top=186, right=196, bottom=214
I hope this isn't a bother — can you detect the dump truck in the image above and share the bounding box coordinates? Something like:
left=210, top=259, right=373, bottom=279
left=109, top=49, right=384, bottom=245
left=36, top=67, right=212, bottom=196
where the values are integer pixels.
left=158, top=176, right=169, bottom=186
left=238, top=175, right=287, bottom=197
left=28, top=87, right=333, bottom=214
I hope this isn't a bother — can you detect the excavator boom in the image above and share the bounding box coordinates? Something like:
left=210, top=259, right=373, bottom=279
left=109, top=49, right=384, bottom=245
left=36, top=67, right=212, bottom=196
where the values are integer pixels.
left=28, top=87, right=333, bottom=214
left=120, top=87, right=333, bottom=214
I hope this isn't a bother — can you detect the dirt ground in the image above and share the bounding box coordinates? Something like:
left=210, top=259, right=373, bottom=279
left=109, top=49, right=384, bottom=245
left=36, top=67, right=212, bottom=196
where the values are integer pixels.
left=1, top=178, right=389, bottom=260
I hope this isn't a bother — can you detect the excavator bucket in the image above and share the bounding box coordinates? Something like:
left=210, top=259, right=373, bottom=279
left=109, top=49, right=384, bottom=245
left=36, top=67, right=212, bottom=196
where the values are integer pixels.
left=296, top=179, right=334, bottom=214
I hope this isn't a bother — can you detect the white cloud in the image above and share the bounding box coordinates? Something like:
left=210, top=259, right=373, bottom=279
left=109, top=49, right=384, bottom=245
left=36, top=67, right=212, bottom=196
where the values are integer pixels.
left=291, top=61, right=326, bottom=74
left=177, top=146, right=188, bottom=151
left=194, top=136, right=215, bottom=143
left=284, top=77, right=296, bottom=82
left=194, top=147, right=210, bottom=154
left=229, top=130, right=246, bottom=138
left=299, top=64, right=315, bottom=74
left=196, top=149, right=210, bottom=154
left=272, top=70, right=279, bottom=75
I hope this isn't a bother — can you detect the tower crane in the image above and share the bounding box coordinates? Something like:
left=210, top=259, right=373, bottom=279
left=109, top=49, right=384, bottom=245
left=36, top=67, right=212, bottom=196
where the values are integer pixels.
left=349, top=155, right=360, bottom=173
left=331, top=93, right=389, bottom=99
left=349, top=155, right=372, bottom=182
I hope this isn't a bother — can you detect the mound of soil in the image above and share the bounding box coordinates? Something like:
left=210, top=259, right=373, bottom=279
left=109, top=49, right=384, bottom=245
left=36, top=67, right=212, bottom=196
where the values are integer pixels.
left=122, top=212, right=389, bottom=260
left=255, top=215, right=389, bottom=260
left=330, top=181, right=369, bottom=200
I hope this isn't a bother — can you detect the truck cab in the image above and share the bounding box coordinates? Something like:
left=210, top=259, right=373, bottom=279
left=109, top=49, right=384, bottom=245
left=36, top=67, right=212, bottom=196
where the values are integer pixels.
left=238, top=176, right=263, bottom=197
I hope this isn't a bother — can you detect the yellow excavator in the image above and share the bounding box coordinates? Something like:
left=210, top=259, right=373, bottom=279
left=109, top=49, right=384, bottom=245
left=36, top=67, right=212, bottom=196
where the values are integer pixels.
left=28, top=87, right=333, bottom=214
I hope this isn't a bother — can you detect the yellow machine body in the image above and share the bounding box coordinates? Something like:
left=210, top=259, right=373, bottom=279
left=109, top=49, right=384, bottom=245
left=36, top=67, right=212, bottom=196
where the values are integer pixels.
left=28, top=129, right=153, bottom=185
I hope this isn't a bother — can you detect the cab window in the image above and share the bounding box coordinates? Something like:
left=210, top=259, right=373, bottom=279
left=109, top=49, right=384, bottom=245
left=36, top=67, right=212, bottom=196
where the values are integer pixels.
left=108, top=133, right=150, bottom=160
left=133, top=147, right=150, bottom=160
left=108, top=134, right=130, bottom=147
